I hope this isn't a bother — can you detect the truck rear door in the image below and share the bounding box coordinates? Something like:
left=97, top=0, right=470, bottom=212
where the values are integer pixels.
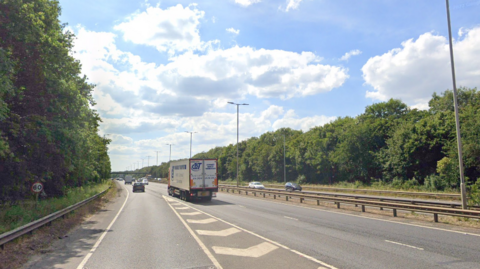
left=190, top=159, right=217, bottom=189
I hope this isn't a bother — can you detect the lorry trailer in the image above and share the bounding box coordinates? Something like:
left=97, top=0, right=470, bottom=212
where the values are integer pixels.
left=168, top=159, right=218, bottom=201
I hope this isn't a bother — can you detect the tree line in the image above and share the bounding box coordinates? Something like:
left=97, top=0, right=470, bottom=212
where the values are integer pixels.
left=137, top=87, right=479, bottom=195
left=0, top=0, right=110, bottom=204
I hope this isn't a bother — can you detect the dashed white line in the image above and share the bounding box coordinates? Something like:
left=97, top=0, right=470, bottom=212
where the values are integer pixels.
left=385, top=240, right=424, bottom=250
left=284, top=216, right=298, bottom=221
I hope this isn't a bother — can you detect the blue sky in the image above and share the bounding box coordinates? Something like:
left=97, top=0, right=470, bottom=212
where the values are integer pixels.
left=58, top=0, right=480, bottom=171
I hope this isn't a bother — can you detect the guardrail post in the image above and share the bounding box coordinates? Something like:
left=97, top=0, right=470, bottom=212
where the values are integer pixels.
left=380, top=207, right=383, bottom=210
left=393, top=209, right=397, bottom=217
left=317, top=200, right=320, bottom=206
left=337, top=202, right=340, bottom=209
left=1, top=244, right=4, bottom=250
left=274, top=194, right=276, bottom=199
left=300, top=198, right=304, bottom=203
left=361, top=205, right=365, bottom=212
left=246, top=191, right=248, bottom=195
left=254, top=192, right=256, bottom=196
left=263, top=193, right=265, bottom=198
left=286, top=196, right=289, bottom=201
left=434, top=213, right=438, bottom=222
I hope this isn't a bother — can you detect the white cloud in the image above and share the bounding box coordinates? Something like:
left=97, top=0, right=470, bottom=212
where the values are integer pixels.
left=273, top=110, right=336, bottom=132
left=362, top=27, right=480, bottom=108
left=285, top=0, right=303, bottom=12
left=226, top=27, right=240, bottom=35
left=235, top=0, right=261, bottom=7
left=340, top=49, right=362, bottom=61
left=114, top=4, right=204, bottom=54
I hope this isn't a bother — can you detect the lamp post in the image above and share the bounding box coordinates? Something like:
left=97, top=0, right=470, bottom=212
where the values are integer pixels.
left=185, top=131, right=197, bottom=158
left=445, top=0, right=467, bottom=209
left=155, top=151, right=161, bottom=166
left=166, top=144, right=174, bottom=162
left=273, top=133, right=287, bottom=183
left=228, top=102, right=249, bottom=187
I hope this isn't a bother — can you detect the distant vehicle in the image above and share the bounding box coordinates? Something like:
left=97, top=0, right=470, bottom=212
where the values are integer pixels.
left=133, top=181, right=145, bottom=192
left=285, top=182, right=302, bottom=191
left=142, top=179, right=149, bottom=185
left=168, top=159, right=218, bottom=202
left=248, top=182, right=265, bottom=189
left=116, top=178, right=123, bottom=181
left=124, top=175, right=133, bottom=185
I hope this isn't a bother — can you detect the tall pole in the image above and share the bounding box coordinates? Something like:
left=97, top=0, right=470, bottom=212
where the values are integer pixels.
left=228, top=102, right=248, bottom=187
left=445, top=0, right=467, bottom=209
left=283, top=133, right=286, bottom=183
left=166, top=144, right=174, bottom=162
left=185, top=131, right=197, bottom=158
left=155, top=151, right=160, bottom=166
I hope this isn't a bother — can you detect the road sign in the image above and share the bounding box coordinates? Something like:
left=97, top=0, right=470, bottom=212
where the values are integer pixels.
left=31, top=182, right=43, bottom=193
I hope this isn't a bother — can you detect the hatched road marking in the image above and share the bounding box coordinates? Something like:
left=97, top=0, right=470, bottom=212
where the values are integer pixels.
left=196, top=227, right=241, bottom=237
left=212, top=242, right=278, bottom=257
left=385, top=240, right=424, bottom=250
left=180, top=212, right=202, bottom=216
left=165, top=196, right=338, bottom=269
left=174, top=206, right=190, bottom=210
left=187, top=218, right=218, bottom=224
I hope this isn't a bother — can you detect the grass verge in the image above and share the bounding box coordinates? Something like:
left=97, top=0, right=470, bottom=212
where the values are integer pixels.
left=0, top=180, right=111, bottom=235
left=0, top=180, right=117, bottom=269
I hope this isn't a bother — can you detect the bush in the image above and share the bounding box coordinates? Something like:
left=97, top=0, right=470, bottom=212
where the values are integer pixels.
left=296, top=174, right=307, bottom=185
left=424, top=174, right=446, bottom=191
left=402, top=177, right=420, bottom=190
left=354, top=180, right=363, bottom=189
left=468, top=179, right=480, bottom=207
left=391, top=177, right=404, bottom=189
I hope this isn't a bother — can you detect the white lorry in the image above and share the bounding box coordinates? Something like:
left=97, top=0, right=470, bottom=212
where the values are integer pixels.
left=124, top=175, right=134, bottom=185
left=168, top=159, right=218, bottom=201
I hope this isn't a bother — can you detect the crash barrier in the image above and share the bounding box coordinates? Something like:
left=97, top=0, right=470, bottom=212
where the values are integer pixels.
left=219, top=186, right=480, bottom=223
left=261, top=183, right=460, bottom=200
left=0, top=189, right=108, bottom=250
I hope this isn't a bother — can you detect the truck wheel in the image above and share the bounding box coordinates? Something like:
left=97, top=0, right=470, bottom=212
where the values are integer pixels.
left=204, top=196, right=212, bottom=202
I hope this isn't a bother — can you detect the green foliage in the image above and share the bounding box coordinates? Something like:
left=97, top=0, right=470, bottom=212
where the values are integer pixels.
left=468, top=179, right=480, bottom=207
left=0, top=0, right=110, bottom=203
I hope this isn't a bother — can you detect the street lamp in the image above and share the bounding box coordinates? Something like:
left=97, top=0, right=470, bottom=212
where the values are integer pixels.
left=445, top=0, right=467, bottom=209
left=228, top=102, right=249, bottom=187
left=185, top=131, right=197, bottom=158
left=166, top=143, right=174, bottom=162
left=155, top=151, right=161, bottom=166
left=273, top=132, right=287, bottom=183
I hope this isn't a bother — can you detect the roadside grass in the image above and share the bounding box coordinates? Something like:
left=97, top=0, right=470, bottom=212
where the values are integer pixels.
left=0, top=180, right=111, bottom=235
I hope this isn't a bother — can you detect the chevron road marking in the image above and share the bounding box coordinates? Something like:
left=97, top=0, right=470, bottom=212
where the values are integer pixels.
left=174, top=206, right=190, bottom=210
left=212, top=242, right=278, bottom=257
left=180, top=212, right=202, bottom=216
left=187, top=218, right=218, bottom=224
left=196, top=227, right=241, bottom=236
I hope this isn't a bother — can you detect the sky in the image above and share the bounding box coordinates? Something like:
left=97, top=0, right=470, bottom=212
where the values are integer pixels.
left=57, top=0, right=480, bottom=171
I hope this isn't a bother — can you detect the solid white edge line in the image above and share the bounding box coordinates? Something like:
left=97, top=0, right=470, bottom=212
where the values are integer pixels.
left=171, top=198, right=338, bottom=269
left=221, top=190, right=480, bottom=237
left=163, top=196, right=223, bottom=269
left=385, top=240, right=424, bottom=250
left=284, top=216, right=298, bottom=221
left=76, top=182, right=130, bottom=269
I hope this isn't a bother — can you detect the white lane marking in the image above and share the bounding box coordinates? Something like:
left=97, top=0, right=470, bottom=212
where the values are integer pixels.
left=284, top=216, right=298, bottom=221
left=238, top=205, right=245, bottom=208
left=180, top=212, right=202, bottom=216
left=169, top=197, right=338, bottom=269
left=221, top=191, right=480, bottom=237
left=163, top=197, right=223, bottom=269
left=196, top=227, right=241, bottom=237
left=212, top=242, right=278, bottom=257
left=76, top=183, right=130, bottom=269
left=186, top=218, right=218, bottom=224
left=385, top=240, right=424, bottom=250
left=174, top=206, right=190, bottom=210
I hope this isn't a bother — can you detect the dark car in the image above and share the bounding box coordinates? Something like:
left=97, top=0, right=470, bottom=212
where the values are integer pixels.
left=133, top=182, right=145, bottom=192
left=285, top=182, right=302, bottom=191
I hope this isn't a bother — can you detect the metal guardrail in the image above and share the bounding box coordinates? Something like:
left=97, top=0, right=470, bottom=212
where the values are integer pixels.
left=261, top=183, right=461, bottom=199
left=219, top=186, right=480, bottom=222
left=220, top=184, right=475, bottom=210
left=0, top=189, right=108, bottom=250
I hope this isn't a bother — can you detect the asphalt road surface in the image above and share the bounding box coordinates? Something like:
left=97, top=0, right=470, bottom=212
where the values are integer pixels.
left=24, top=181, right=480, bottom=269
